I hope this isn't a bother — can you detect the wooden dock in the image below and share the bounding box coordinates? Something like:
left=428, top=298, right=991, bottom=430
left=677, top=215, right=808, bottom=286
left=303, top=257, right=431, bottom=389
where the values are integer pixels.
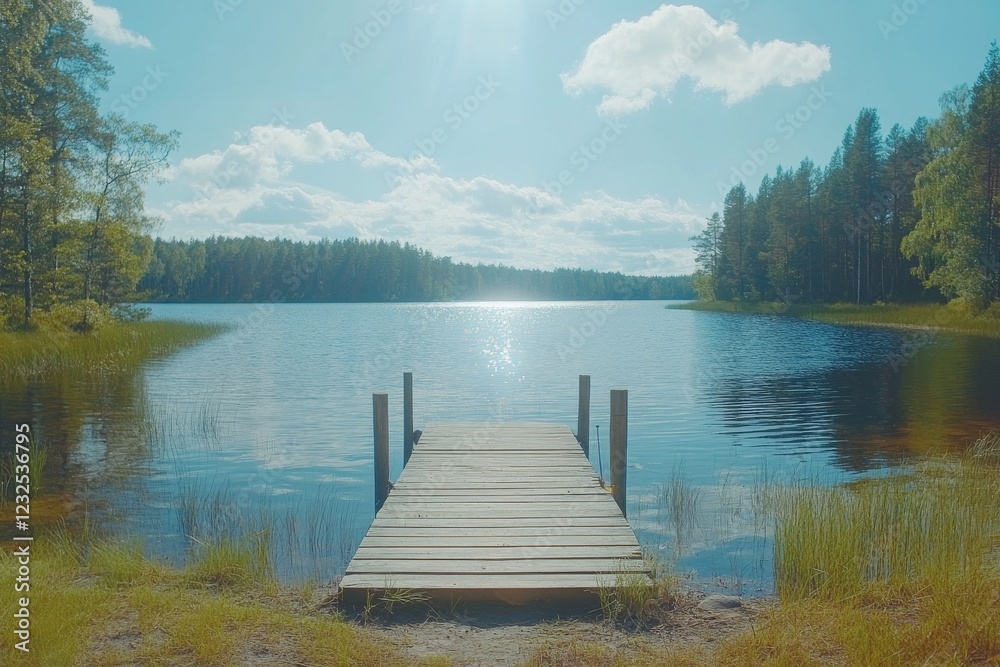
left=341, top=409, right=650, bottom=604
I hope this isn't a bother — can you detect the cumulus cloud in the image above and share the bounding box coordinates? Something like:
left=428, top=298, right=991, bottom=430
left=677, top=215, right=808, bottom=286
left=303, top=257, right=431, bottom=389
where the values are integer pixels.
left=157, top=123, right=705, bottom=275
left=80, top=0, right=153, bottom=49
left=562, top=4, right=831, bottom=116
left=170, top=122, right=437, bottom=191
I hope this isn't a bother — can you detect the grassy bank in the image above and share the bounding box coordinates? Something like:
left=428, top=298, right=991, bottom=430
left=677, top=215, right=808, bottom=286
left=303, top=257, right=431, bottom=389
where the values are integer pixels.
left=0, top=530, right=444, bottom=666
left=670, top=300, right=1000, bottom=336
left=754, top=436, right=1000, bottom=665
left=0, top=320, right=227, bottom=381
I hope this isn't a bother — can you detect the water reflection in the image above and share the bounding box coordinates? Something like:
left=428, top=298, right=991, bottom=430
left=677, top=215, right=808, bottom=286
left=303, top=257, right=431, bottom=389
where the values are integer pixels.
left=706, top=333, right=1000, bottom=472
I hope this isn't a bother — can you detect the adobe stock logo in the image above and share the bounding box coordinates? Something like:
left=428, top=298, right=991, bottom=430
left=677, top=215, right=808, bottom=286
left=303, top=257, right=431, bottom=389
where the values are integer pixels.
left=715, top=85, right=832, bottom=197
left=110, top=66, right=168, bottom=115
left=524, top=118, right=628, bottom=215
left=340, top=1, right=404, bottom=64
left=878, top=0, right=931, bottom=40
left=545, top=0, right=586, bottom=31
left=385, top=76, right=502, bottom=189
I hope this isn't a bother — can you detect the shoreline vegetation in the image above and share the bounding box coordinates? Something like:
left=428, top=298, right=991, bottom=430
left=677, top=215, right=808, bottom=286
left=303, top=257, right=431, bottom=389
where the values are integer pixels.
left=3, top=436, right=997, bottom=666
left=670, top=300, right=1000, bottom=337
left=0, top=316, right=227, bottom=381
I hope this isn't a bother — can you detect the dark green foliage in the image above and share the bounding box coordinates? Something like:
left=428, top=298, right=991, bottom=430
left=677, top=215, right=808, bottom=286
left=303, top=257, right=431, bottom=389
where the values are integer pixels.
left=903, top=43, right=1000, bottom=311
left=138, top=236, right=695, bottom=303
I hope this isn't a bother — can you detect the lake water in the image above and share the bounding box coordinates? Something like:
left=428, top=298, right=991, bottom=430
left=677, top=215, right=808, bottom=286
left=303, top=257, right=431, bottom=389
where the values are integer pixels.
left=3, top=302, right=1000, bottom=594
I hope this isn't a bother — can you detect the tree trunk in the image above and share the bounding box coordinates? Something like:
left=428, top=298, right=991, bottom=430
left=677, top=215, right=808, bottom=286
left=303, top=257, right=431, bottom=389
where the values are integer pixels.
left=22, top=204, right=33, bottom=328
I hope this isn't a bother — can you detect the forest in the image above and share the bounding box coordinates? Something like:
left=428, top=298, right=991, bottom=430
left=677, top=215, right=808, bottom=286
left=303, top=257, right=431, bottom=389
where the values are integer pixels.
left=138, top=236, right=694, bottom=303
left=692, top=44, right=1000, bottom=313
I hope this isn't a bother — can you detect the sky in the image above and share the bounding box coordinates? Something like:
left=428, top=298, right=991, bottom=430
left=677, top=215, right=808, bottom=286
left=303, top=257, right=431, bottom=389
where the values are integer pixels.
left=84, top=0, right=1000, bottom=276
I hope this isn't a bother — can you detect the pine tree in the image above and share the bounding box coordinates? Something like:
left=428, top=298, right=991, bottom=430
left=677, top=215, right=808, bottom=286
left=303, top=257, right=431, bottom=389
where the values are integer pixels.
left=719, top=183, right=750, bottom=300
left=691, top=213, right=724, bottom=300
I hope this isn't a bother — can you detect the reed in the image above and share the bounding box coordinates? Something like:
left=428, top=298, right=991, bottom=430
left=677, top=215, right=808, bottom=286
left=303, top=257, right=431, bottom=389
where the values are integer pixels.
left=770, top=453, right=1000, bottom=601
left=175, top=476, right=359, bottom=584
left=0, top=320, right=227, bottom=380
left=657, top=463, right=703, bottom=552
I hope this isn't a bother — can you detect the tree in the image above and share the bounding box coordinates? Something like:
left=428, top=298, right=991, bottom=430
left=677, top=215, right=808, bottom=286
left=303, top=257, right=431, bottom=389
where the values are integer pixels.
left=719, top=183, right=750, bottom=299
left=0, top=0, right=52, bottom=326
left=691, top=213, right=724, bottom=300
left=844, top=108, right=885, bottom=303
left=0, top=1, right=178, bottom=328
left=763, top=167, right=797, bottom=298
left=903, top=43, right=1000, bottom=311
left=694, top=43, right=997, bottom=310
left=966, top=42, right=1000, bottom=303
left=77, top=116, right=177, bottom=314
left=883, top=118, right=931, bottom=300
left=0, top=0, right=118, bottom=327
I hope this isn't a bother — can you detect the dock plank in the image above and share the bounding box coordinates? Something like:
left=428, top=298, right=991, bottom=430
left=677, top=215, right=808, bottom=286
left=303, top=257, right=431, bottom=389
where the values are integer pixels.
left=350, top=546, right=642, bottom=560
left=340, top=423, right=650, bottom=604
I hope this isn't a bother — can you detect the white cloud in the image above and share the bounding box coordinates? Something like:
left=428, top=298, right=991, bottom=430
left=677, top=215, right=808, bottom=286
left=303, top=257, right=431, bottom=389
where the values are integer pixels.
left=562, top=4, right=831, bottom=116
left=170, top=122, right=437, bottom=190
left=80, top=0, right=153, bottom=49
left=156, top=124, right=705, bottom=276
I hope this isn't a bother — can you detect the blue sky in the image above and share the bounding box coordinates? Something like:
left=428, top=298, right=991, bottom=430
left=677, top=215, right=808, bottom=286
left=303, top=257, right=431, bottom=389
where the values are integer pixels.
left=86, top=0, right=1000, bottom=275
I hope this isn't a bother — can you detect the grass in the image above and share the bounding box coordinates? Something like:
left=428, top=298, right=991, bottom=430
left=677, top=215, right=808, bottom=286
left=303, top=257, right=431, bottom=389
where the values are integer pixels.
left=187, top=532, right=275, bottom=589
left=670, top=300, right=1000, bottom=336
left=747, top=434, right=1000, bottom=665
left=769, top=453, right=1000, bottom=601
left=597, top=555, right=679, bottom=628
left=0, top=319, right=228, bottom=380
left=521, top=640, right=710, bottom=667
left=657, top=463, right=703, bottom=553
left=174, top=476, right=359, bottom=585
left=0, top=529, right=444, bottom=666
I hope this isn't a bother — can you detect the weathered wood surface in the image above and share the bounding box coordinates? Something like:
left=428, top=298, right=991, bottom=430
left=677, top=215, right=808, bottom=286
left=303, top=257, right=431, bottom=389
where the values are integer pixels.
left=373, top=394, right=390, bottom=513
left=340, top=422, right=649, bottom=604
left=610, top=390, right=628, bottom=517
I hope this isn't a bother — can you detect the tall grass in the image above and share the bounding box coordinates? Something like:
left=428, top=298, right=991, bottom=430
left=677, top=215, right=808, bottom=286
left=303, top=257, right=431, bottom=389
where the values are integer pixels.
left=0, top=320, right=227, bottom=380
left=187, top=532, right=274, bottom=589
left=597, top=555, right=678, bottom=627
left=770, top=453, right=1000, bottom=600
left=657, top=464, right=703, bottom=553
left=176, top=476, right=359, bottom=584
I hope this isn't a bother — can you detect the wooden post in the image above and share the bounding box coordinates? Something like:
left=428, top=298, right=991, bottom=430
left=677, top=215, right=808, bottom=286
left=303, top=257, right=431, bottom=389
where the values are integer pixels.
left=577, top=375, right=590, bottom=457
left=610, top=389, right=628, bottom=518
left=403, top=372, right=414, bottom=467
left=373, top=393, right=390, bottom=513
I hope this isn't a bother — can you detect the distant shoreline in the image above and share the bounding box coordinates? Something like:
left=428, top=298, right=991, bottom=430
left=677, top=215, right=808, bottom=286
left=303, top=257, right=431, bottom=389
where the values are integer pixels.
left=141, top=298, right=689, bottom=305
left=668, top=300, right=1000, bottom=337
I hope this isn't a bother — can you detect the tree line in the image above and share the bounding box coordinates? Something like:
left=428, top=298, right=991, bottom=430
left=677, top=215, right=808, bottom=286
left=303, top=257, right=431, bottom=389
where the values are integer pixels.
left=692, top=43, right=1000, bottom=313
left=0, top=0, right=176, bottom=329
left=139, top=236, right=694, bottom=303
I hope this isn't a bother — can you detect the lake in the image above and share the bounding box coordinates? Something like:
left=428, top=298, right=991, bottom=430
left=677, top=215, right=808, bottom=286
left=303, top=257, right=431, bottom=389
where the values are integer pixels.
left=3, top=302, right=999, bottom=594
